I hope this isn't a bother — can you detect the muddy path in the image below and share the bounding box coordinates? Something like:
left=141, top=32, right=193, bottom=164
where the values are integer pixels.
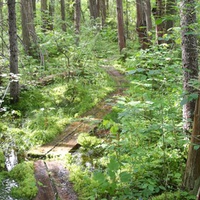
left=31, top=65, right=128, bottom=200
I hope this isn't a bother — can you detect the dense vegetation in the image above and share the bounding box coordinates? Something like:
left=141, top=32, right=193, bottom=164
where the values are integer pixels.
left=65, top=44, right=196, bottom=199
left=0, top=0, right=200, bottom=199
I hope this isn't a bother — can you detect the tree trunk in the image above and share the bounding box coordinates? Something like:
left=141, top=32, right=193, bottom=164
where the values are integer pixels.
left=89, top=0, right=98, bottom=20
left=144, top=0, right=152, bottom=32
left=180, top=0, right=198, bottom=133
left=21, top=0, right=37, bottom=56
left=183, top=96, right=200, bottom=194
left=32, top=0, right=36, bottom=16
left=136, top=0, right=149, bottom=49
left=0, top=0, right=3, bottom=86
left=7, top=0, right=19, bottom=103
left=100, top=0, right=106, bottom=27
left=61, top=0, right=67, bottom=31
left=152, top=0, right=165, bottom=44
left=0, top=0, right=3, bottom=55
left=74, top=0, right=81, bottom=45
left=41, top=0, right=48, bottom=32
left=165, top=0, right=176, bottom=32
left=116, top=0, right=126, bottom=52
left=49, top=0, right=55, bottom=30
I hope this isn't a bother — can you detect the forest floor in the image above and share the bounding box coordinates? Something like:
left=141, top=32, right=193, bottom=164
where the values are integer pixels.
left=30, top=64, right=128, bottom=200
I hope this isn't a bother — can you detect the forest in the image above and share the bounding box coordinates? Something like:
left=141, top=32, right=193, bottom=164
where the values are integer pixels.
left=0, top=0, right=200, bottom=199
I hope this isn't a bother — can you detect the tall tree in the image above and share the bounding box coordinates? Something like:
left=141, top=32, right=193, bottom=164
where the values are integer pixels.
left=144, top=0, right=152, bottom=32
left=0, top=0, right=3, bottom=55
left=21, top=0, right=37, bottom=56
left=8, top=0, right=19, bottom=103
left=41, top=0, right=48, bottom=31
left=181, top=0, right=199, bottom=194
left=0, top=0, right=3, bottom=86
left=32, top=0, right=36, bottom=16
left=116, top=0, right=126, bottom=52
left=89, top=0, right=98, bottom=20
left=74, top=0, right=81, bottom=45
left=165, top=0, right=176, bottom=32
left=100, top=0, right=106, bottom=27
left=136, top=0, right=149, bottom=49
left=49, top=0, right=55, bottom=30
left=61, top=0, right=67, bottom=31
left=181, top=0, right=198, bottom=133
left=152, top=0, right=165, bottom=44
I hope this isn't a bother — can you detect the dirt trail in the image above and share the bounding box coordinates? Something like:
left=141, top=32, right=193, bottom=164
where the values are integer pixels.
left=31, top=65, right=127, bottom=200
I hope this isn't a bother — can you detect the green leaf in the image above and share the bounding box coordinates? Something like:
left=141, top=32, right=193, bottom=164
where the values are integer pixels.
left=155, top=19, right=163, bottom=25
left=194, top=145, right=200, bottom=150
left=107, top=157, right=119, bottom=171
left=119, top=171, right=131, bottom=182
left=110, top=125, right=119, bottom=134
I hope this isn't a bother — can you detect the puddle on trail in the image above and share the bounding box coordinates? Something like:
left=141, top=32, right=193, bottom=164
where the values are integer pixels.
left=0, top=179, right=24, bottom=200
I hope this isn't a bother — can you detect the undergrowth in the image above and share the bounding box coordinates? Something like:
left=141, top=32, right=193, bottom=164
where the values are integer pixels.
left=66, top=44, right=195, bottom=200
left=0, top=25, right=118, bottom=199
left=9, top=161, right=38, bottom=199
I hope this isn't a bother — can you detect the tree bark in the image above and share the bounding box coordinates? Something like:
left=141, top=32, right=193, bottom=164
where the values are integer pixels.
left=165, top=0, right=176, bottom=32
left=152, top=0, right=165, bottom=44
left=181, top=0, right=198, bottom=133
left=21, top=0, right=37, bottom=56
left=89, top=0, right=98, bottom=20
left=136, top=0, right=149, bottom=49
left=183, top=96, right=200, bottom=194
left=8, top=0, right=19, bottom=103
left=144, top=0, right=152, bottom=32
left=116, top=0, right=126, bottom=52
left=32, top=0, right=36, bottom=16
left=49, top=0, right=55, bottom=30
left=100, top=0, right=106, bottom=27
left=74, top=0, right=81, bottom=45
left=61, top=0, right=67, bottom=31
left=41, top=0, right=48, bottom=32
left=0, top=0, right=3, bottom=86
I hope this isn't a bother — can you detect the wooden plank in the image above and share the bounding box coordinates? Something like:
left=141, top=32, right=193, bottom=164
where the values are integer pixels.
left=34, top=160, right=55, bottom=200
left=46, top=161, right=78, bottom=200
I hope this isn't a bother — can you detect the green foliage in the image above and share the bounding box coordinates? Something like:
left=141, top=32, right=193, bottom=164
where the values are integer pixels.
left=0, top=150, right=5, bottom=170
left=152, top=191, right=195, bottom=200
left=67, top=45, right=189, bottom=200
left=9, top=161, right=38, bottom=199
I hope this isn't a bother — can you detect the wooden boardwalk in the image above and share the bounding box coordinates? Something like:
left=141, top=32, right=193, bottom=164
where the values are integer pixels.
left=29, top=65, right=127, bottom=200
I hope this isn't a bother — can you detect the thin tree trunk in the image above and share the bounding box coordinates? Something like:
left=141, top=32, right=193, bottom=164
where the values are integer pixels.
left=74, top=0, right=81, bottom=45
left=8, top=0, right=19, bottom=103
left=116, top=0, right=126, bottom=52
left=89, top=0, right=98, bottom=20
left=32, top=0, right=36, bottom=16
left=49, top=0, right=55, bottom=30
left=101, top=0, right=106, bottom=27
left=183, top=96, right=200, bottom=194
left=165, top=0, right=176, bottom=32
left=0, top=0, right=3, bottom=55
left=0, top=0, right=3, bottom=86
left=144, top=0, right=152, bottom=32
left=41, top=0, right=48, bottom=32
left=61, top=0, right=67, bottom=31
left=181, top=0, right=198, bottom=133
left=152, top=0, right=164, bottom=44
left=125, top=0, right=129, bottom=39
left=136, top=0, right=149, bottom=49
left=21, top=0, right=37, bottom=56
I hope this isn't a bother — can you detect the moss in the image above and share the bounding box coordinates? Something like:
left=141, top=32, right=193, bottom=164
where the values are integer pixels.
left=9, top=161, right=38, bottom=199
